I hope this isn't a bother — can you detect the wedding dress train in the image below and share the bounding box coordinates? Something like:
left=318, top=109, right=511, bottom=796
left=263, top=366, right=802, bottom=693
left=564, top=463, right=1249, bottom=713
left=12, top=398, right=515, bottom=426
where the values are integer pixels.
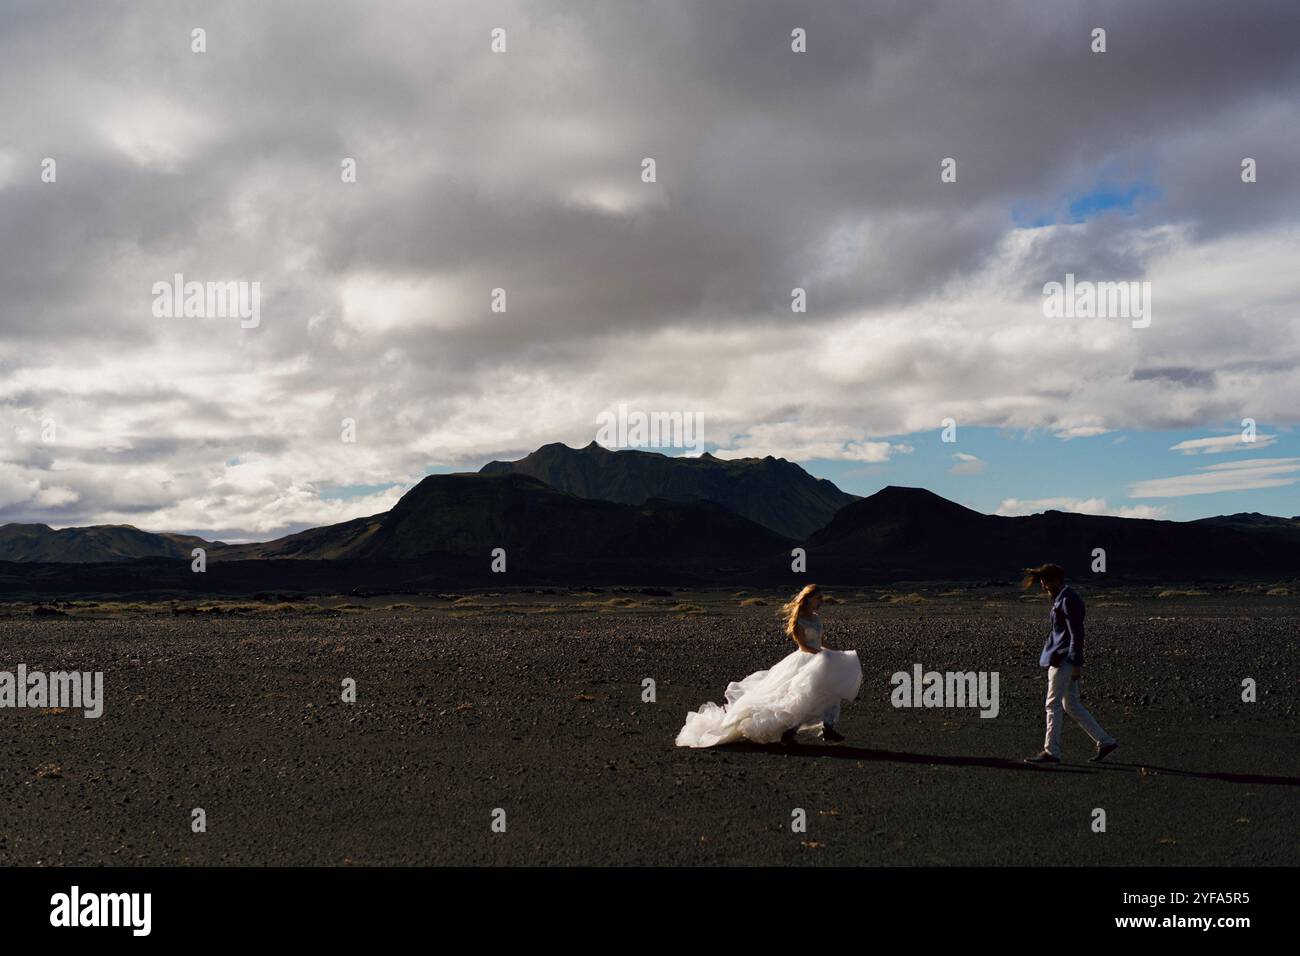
left=676, top=616, right=862, bottom=748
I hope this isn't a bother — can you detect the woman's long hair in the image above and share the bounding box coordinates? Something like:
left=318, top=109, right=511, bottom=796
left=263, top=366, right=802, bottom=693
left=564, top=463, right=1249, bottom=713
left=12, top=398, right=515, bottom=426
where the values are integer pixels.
left=780, top=583, right=821, bottom=639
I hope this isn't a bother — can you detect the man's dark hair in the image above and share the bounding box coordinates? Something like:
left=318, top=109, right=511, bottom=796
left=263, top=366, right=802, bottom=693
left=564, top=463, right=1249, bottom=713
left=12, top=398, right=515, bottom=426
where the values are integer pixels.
left=1022, top=563, right=1065, bottom=591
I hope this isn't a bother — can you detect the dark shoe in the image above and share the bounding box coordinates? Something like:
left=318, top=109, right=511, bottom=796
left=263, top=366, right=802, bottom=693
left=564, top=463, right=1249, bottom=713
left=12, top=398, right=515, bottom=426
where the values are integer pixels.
left=781, top=728, right=799, bottom=746
left=1023, top=751, right=1060, bottom=764
left=822, top=724, right=846, bottom=742
left=1092, top=741, right=1119, bottom=763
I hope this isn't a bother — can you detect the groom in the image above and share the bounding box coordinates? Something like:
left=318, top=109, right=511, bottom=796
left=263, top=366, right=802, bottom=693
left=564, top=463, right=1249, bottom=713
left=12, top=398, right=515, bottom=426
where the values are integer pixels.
left=1021, top=564, right=1118, bottom=764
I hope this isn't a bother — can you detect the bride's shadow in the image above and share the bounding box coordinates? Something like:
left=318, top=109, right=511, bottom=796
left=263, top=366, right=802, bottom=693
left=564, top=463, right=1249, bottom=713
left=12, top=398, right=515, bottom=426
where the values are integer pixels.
left=719, top=741, right=1300, bottom=786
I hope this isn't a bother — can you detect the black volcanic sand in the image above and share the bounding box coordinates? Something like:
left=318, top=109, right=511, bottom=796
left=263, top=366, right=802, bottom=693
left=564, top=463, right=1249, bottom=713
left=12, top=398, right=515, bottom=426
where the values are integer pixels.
left=1, top=591, right=1296, bottom=866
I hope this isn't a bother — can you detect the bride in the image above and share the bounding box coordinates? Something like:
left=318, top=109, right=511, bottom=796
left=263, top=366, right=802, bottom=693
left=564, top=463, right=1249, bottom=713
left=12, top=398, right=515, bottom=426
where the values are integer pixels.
left=676, top=584, right=863, bottom=748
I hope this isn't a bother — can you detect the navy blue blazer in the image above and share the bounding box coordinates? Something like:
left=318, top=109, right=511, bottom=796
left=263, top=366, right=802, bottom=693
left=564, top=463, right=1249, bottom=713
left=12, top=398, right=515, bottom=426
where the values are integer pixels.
left=1040, top=585, right=1085, bottom=668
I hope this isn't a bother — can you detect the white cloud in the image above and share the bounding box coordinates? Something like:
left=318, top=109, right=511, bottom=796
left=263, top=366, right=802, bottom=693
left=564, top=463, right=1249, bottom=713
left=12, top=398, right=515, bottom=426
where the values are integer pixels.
left=133, top=480, right=408, bottom=539
left=1054, top=426, right=1111, bottom=440
left=949, top=452, right=986, bottom=475
left=339, top=272, right=470, bottom=334
left=1170, top=434, right=1276, bottom=455
left=996, top=497, right=1167, bottom=519
left=1, top=1, right=1299, bottom=538
left=1128, top=458, right=1300, bottom=498
left=95, top=96, right=217, bottom=173
left=713, top=418, right=914, bottom=463
left=0, top=464, right=80, bottom=512
left=716, top=438, right=914, bottom=463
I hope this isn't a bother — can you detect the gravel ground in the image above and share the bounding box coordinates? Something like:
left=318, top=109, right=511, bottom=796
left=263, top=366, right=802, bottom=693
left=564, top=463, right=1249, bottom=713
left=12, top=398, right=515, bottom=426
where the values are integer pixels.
left=1, top=593, right=1296, bottom=866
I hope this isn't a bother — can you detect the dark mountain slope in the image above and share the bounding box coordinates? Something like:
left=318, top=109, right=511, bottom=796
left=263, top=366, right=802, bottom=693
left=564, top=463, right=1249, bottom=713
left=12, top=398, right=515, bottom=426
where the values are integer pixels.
left=809, top=486, right=1300, bottom=581
left=220, top=515, right=384, bottom=560
left=4, top=476, right=1297, bottom=588
left=1192, top=512, right=1300, bottom=545
left=480, top=441, right=856, bottom=539
left=349, top=472, right=793, bottom=574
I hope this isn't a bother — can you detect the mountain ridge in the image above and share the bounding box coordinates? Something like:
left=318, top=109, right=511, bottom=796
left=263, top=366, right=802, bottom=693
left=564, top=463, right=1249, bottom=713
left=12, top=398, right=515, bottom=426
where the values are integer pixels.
left=209, top=472, right=794, bottom=577
left=0, top=522, right=220, bottom=563
left=810, top=487, right=1300, bottom=580
left=3, top=453, right=1299, bottom=584
left=480, top=441, right=857, bottom=539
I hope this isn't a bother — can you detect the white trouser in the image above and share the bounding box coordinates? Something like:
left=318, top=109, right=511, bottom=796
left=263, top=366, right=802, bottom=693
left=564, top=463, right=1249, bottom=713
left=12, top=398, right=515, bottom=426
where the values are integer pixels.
left=1043, top=665, right=1113, bottom=757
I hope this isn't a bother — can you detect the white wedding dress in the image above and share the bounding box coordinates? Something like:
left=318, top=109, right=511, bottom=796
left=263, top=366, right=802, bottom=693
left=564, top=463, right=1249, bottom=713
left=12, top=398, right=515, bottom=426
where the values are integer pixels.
left=676, top=615, right=863, bottom=748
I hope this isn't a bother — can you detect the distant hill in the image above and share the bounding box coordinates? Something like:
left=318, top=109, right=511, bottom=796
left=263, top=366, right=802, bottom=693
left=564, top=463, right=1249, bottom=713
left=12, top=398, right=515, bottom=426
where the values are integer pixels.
left=480, top=441, right=856, bottom=538
left=224, top=472, right=793, bottom=577
left=0, top=523, right=215, bottom=563
left=809, top=486, right=1300, bottom=581
left=221, top=515, right=384, bottom=560
left=4, top=468, right=1299, bottom=589
left=1191, top=512, right=1300, bottom=544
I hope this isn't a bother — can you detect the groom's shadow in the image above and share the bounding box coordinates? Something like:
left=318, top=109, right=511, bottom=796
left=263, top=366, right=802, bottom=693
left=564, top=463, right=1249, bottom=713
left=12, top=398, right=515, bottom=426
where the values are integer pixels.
left=1090, top=760, right=1300, bottom=787
left=721, top=741, right=1093, bottom=774
left=721, top=741, right=1300, bottom=786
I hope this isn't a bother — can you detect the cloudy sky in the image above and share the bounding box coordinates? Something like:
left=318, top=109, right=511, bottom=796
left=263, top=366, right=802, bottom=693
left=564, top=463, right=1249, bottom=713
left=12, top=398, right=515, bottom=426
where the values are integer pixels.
left=2, top=0, right=1298, bottom=540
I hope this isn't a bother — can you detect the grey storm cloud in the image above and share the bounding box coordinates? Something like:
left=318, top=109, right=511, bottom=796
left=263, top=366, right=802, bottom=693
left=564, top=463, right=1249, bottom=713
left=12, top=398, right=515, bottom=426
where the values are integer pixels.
left=1131, top=366, right=1217, bottom=389
left=1, top=0, right=1299, bottom=537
